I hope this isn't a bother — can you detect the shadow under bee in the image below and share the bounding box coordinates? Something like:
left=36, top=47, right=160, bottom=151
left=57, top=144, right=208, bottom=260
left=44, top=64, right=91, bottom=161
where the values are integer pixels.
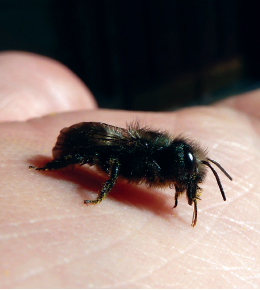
left=28, top=155, right=179, bottom=220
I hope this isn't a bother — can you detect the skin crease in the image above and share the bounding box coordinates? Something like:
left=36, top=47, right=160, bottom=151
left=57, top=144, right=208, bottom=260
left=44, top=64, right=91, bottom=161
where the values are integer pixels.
left=0, top=52, right=260, bottom=288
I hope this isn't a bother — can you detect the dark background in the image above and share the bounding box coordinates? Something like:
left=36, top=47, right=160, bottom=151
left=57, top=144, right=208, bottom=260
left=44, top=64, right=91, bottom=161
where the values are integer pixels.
left=1, top=0, right=260, bottom=110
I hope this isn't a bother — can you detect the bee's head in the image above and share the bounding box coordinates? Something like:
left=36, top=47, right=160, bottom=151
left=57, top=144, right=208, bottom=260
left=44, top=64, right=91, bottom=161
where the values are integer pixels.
left=176, top=139, right=232, bottom=227
left=185, top=146, right=233, bottom=206
left=154, top=137, right=232, bottom=209
left=170, top=138, right=232, bottom=206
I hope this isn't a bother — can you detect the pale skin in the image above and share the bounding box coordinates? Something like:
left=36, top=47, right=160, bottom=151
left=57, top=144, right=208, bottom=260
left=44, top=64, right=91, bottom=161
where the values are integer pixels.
left=0, top=51, right=260, bottom=288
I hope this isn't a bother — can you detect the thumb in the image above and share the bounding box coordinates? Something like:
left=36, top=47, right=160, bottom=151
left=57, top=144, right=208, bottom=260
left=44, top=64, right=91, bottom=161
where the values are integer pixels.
left=0, top=51, right=97, bottom=121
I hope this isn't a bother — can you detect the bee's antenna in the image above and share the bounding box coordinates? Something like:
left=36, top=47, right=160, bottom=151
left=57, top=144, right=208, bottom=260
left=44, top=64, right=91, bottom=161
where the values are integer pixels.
left=207, top=158, right=233, bottom=181
left=201, top=159, right=232, bottom=201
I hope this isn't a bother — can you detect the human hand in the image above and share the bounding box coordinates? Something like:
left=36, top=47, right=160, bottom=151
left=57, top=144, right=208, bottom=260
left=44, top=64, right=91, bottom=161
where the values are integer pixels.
left=1, top=52, right=259, bottom=288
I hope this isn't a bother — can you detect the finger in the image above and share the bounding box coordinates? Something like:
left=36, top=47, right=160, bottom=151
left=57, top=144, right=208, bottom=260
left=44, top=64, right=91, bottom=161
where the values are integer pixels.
left=215, top=88, right=260, bottom=119
left=0, top=51, right=97, bottom=121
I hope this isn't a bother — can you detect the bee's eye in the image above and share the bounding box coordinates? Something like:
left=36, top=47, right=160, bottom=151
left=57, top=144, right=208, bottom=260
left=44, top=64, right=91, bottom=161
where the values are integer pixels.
left=184, top=149, right=196, bottom=175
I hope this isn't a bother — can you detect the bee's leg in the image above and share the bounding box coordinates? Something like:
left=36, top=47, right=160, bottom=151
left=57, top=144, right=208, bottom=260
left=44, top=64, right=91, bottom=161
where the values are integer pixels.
left=173, top=185, right=181, bottom=208
left=29, top=155, right=81, bottom=171
left=173, top=195, right=178, bottom=208
left=84, top=159, right=120, bottom=204
left=191, top=199, right=198, bottom=227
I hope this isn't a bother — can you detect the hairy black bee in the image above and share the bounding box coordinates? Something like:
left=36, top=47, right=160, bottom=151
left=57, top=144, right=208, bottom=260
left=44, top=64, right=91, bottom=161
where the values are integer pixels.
left=29, top=122, right=232, bottom=226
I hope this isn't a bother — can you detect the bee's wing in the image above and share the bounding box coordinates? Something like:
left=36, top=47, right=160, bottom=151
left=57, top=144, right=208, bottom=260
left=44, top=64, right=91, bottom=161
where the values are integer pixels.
left=52, top=122, right=135, bottom=159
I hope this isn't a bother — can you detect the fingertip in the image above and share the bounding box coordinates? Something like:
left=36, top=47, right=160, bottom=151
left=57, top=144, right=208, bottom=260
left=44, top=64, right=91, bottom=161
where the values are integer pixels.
left=0, top=51, right=98, bottom=121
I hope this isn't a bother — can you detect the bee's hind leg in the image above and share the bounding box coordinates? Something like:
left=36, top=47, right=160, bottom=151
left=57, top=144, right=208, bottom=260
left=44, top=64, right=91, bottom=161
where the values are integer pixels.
left=29, top=155, right=82, bottom=171
left=84, top=159, right=120, bottom=204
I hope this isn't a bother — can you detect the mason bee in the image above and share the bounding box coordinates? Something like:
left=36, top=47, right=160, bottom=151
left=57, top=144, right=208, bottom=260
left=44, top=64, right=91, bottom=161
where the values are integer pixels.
left=29, top=122, right=232, bottom=226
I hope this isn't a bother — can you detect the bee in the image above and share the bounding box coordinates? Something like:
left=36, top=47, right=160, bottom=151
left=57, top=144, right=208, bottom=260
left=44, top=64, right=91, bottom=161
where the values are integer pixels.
left=29, top=122, right=232, bottom=226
